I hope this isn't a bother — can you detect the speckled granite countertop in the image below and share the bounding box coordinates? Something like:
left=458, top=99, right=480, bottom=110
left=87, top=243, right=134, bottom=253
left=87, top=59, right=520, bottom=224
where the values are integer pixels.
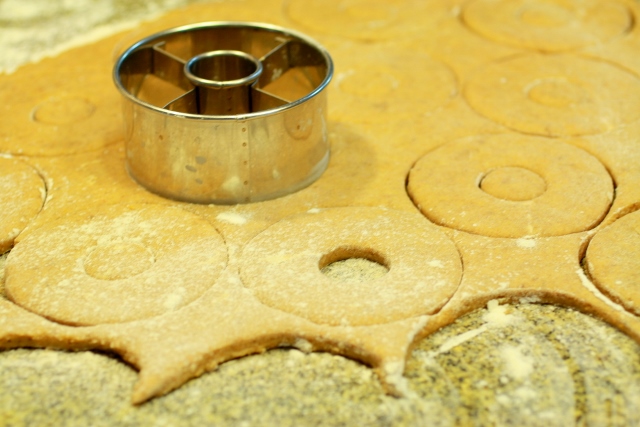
left=1, top=1, right=640, bottom=426
left=2, top=250, right=640, bottom=425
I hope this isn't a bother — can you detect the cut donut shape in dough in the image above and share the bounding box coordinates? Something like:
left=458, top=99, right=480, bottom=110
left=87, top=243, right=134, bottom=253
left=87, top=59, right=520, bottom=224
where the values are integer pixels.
left=586, top=210, right=640, bottom=315
left=0, top=157, right=46, bottom=254
left=407, top=133, right=614, bottom=238
left=464, top=54, right=640, bottom=136
left=4, top=204, right=227, bottom=326
left=240, top=207, right=462, bottom=326
left=462, top=0, right=633, bottom=52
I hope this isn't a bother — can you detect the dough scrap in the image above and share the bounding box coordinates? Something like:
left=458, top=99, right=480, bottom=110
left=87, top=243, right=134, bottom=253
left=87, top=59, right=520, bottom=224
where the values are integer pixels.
left=0, top=157, right=46, bottom=254
left=586, top=210, right=640, bottom=316
left=5, top=204, right=227, bottom=326
left=464, top=54, right=640, bottom=137
left=407, top=133, right=614, bottom=238
left=240, top=207, right=462, bottom=326
left=463, top=0, right=633, bottom=52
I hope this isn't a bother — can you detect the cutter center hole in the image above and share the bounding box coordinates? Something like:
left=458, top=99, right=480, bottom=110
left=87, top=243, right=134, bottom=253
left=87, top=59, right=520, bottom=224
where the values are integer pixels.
left=319, top=246, right=389, bottom=283
left=185, top=50, right=262, bottom=88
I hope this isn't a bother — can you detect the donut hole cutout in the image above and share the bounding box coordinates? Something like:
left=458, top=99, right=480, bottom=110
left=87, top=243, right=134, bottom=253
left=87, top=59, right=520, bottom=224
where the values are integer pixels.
left=241, top=207, right=462, bottom=326
left=83, top=241, right=156, bottom=281
left=319, top=246, right=389, bottom=283
left=479, top=167, right=547, bottom=201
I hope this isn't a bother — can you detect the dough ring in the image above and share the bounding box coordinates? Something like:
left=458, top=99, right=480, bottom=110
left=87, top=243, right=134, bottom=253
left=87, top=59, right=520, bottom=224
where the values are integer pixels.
left=465, top=54, right=640, bottom=136
left=462, top=0, right=633, bottom=52
left=5, top=204, right=227, bottom=326
left=0, top=157, right=46, bottom=254
left=331, top=49, right=457, bottom=122
left=585, top=210, right=640, bottom=315
left=240, top=207, right=462, bottom=326
left=407, top=134, right=613, bottom=238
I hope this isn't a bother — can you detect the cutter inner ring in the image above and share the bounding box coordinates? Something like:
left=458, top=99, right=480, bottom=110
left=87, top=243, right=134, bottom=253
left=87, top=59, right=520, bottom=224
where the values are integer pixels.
left=184, top=50, right=263, bottom=115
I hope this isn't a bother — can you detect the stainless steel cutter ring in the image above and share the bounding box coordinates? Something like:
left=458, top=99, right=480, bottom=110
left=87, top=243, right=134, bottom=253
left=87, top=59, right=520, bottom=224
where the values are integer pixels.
left=113, top=22, right=333, bottom=204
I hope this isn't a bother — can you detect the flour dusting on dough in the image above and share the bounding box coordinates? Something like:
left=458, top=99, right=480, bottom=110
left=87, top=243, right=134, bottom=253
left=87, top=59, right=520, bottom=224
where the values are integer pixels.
left=516, top=238, right=536, bottom=248
left=216, top=212, right=248, bottom=226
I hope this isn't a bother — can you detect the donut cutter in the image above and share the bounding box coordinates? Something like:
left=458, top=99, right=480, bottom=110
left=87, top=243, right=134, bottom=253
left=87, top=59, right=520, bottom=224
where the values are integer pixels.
left=113, top=22, right=333, bottom=204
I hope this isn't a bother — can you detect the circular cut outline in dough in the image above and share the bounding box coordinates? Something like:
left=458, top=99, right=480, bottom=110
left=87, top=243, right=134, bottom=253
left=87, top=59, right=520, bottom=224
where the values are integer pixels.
left=0, top=157, right=46, bottom=254
left=4, top=204, right=227, bottom=326
left=462, top=0, right=633, bottom=52
left=407, top=133, right=614, bottom=238
left=480, top=166, right=547, bottom=201
left=464, top=54, right=640, bottom=137
left=240, top=207, right=462, bottom=326
left=585, top=210, right=640, bottom=316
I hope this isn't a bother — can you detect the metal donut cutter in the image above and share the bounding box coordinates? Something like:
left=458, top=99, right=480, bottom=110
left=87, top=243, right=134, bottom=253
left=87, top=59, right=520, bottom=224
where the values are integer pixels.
left=113, top=22, right=333, bottom=204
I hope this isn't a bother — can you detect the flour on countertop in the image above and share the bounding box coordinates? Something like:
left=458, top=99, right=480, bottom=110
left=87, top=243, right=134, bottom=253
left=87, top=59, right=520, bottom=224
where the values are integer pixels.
left=500, top=345, right=534, bottom=380
left=0, top=0, right=206, bottom=73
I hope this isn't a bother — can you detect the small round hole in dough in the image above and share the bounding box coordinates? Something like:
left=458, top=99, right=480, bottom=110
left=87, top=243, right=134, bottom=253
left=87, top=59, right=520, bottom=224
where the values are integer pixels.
left=320, top=246, right=389, bottom=284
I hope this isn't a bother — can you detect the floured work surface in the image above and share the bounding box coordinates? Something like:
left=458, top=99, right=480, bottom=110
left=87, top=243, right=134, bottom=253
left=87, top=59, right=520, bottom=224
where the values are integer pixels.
left=2, top=0, right=640, bottom=425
